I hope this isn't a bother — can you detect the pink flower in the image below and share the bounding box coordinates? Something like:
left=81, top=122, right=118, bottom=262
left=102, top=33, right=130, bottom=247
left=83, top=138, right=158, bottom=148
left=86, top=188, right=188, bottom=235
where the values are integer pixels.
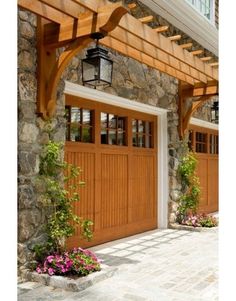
left=48, top=267, right=55, bottom=275
left=47, top=255, right=55, bottom=263
left=36, top=266, right=42, bottom=274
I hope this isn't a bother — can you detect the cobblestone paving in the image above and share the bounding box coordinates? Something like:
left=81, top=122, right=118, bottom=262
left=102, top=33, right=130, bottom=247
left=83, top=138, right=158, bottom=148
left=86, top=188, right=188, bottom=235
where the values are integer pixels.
left=18, top=228, right=218, bottom=301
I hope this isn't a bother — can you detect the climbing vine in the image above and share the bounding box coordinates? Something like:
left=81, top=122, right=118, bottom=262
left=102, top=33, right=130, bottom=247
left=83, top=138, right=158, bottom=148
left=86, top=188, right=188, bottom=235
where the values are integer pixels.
left=34, top=140, right=93, bottom=259
left=176, top=151, right=201, bottom=223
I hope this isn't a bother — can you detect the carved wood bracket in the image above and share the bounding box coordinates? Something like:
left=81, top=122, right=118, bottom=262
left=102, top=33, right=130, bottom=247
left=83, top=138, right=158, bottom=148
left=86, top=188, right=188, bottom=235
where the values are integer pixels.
left=178, top=81, right=216, bottom=140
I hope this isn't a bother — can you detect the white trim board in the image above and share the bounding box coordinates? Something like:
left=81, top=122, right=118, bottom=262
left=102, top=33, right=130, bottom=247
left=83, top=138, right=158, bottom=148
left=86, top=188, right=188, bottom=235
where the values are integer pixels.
left=140, top=0, right=218, bottom=55
left=190, top=117, right=219, bottom=130
left=64, top=81, right=169, bottom=229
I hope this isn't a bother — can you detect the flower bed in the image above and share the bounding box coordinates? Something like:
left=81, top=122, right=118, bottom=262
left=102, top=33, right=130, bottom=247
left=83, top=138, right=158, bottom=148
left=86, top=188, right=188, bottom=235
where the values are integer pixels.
left=36, top=247, right=102, bottom=277
left=179, top=213, right=218, bottom=228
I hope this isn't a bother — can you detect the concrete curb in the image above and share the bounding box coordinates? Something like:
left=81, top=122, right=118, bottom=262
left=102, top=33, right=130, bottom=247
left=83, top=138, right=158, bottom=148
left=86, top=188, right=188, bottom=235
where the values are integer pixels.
left=21, top=264, right=118, bottom=292
left=169, top=223, right=218, bottom=232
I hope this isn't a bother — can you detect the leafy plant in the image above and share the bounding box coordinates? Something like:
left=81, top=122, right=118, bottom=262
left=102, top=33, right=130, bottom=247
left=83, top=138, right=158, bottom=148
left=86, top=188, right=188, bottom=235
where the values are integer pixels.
left=177, top=151, right=201, bottom=223
left=198, top=214, right=218, bottom=227
left=37, top=140, right=93, bottom=254
left=36, top=247, right=101, bottom=277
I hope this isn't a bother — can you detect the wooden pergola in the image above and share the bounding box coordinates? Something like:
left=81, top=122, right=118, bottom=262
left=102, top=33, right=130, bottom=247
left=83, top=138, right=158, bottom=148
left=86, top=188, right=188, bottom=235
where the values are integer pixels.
left=18, top=0, right=218, bottom=139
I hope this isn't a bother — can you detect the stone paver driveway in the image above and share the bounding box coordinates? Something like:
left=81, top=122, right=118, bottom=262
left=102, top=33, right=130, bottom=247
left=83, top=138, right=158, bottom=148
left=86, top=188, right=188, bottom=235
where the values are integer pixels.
left=18, top=228, right=218, bottom=301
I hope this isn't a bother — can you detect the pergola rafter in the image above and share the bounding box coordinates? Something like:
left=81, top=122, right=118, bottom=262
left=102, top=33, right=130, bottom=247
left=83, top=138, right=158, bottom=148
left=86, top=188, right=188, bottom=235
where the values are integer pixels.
left=17, top=0, right=218, bottom=139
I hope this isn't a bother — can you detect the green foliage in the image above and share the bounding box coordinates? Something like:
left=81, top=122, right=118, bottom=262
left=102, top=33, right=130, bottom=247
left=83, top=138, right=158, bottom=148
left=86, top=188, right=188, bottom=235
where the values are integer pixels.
left=38, top=140, right=93, bottom=254
left=177, top=151, right=201, bottom=223
left=198, top=214, right=218, bottom=227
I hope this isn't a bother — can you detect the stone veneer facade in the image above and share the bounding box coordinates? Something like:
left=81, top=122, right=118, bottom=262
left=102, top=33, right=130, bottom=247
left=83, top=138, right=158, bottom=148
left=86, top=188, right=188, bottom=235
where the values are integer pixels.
left=17, top=8, right=213, bottom=274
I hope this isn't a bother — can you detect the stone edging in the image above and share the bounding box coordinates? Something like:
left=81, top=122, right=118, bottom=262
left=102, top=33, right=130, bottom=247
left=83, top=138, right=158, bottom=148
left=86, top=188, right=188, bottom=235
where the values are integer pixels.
left=169, top=223, right=218, bottom=232
left=21, top=264, right=118, bottom=292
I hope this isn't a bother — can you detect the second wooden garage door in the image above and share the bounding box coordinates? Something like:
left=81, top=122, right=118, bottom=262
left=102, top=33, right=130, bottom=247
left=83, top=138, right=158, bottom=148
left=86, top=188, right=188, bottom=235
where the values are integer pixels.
left=65, top=94, right=158, bottom=248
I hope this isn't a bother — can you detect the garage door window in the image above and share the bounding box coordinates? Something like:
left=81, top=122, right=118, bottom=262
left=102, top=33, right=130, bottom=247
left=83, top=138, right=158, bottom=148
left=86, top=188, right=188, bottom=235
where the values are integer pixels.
left=210, top=134, right=218, bottom=154
left=101, top=112, right=127, bottom=145
left=132, top=119, right=153, bottom=148
left=196, top=132, right=207, bottom=153
left=65, top=106, right=94, bottom=143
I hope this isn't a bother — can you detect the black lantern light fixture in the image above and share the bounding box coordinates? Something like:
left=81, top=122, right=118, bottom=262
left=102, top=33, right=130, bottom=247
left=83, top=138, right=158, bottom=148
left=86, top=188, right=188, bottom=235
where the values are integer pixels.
left=82, top=33, right=113, bottom=88
left=211, top=101, right=219, bottom=124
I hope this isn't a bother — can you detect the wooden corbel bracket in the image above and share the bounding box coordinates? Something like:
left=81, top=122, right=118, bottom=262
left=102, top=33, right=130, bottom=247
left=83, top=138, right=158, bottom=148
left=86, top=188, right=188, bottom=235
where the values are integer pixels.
left=178, top=82, right=215, bottom=140
left=36, top=3, right=128, bottom=119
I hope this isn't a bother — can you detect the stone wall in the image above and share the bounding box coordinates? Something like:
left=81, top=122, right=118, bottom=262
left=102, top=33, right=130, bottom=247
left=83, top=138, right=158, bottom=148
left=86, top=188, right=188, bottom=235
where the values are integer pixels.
left=18, top=10, right=66, bottom=274
left=18, top=7, right=212, bottom=273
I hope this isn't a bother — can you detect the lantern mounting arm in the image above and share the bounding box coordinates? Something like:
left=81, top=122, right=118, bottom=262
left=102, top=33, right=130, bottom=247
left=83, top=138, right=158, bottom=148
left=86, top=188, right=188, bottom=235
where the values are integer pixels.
left=36, top=3, right=128, bottom=119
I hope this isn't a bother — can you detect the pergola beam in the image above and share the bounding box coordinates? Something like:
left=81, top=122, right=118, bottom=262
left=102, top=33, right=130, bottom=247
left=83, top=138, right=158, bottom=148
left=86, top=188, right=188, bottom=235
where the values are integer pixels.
left=101, top=36, right=195, bottom=85
left=127, top=3, right=137, bottom=9
left=181, top=82, right=218, bottom=98
left=70, top=0, right=98, bottom=12
left=200, top=56, right=212, bottom=61
left=38, top=0, right=83, bottom=19
left=108, top=26, right=207, bottom=83
left=180, top=43, right=193, bottom=49
left=138, top=15, right=154, bottom=23
left=110, top=13, right=218, bottom=82
left=169, top=35, right=182, bottom=42
left=209, top=62, right=219, bottom=67
left=154, top=25, right=169, bottom=33
left=190, top=49, right=204, bottom=56
left=18, top=0, right=73, bottom=24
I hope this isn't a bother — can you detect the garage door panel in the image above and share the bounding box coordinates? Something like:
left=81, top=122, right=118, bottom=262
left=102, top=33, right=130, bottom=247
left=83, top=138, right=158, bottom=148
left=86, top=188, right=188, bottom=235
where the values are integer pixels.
left=208, top=158, right=218, bottom=210
left=64, top=150, right=96, bottom=235
left=130, top=155, right=156, bottom=222
left=101, top=154, right=128, bottom=228
left=196, top=158, right=208, bottom=207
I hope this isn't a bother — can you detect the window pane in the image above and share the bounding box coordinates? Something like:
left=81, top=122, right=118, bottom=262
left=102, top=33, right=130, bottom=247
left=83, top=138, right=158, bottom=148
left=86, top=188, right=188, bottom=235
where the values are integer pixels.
left=117, top=117, right=125, bottom=131
left=108, top=130, right=116, bottom=145
left=109, top=114, right=116, bottom=129
left=138, top=135, right=145, bottom=147
left=70, top=123, right=80, bottom=141
left=81, top=127, right=92, bottom=143
left=118, top=131, right=125, bottom=146
left=138, top=120, right=144, bottom=133
left=71, top=107, right=80, bottom=123
left=145, top=121, right=151, bottom=135
left=132, top=133, right=138, bottom=146
left=65, top=106, right=70, bottom=121
left=83, top=109, right=91, bottom=125
left=101, top=112, right=107, bottom=129
left=145, top=135, right=151, bottom=148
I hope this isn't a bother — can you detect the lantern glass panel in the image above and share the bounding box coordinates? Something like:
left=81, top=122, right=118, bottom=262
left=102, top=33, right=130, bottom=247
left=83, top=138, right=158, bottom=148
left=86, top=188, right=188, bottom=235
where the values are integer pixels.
left=100, top=57, right=113, bottom=83
left=82, top=58, right=100, bottom=84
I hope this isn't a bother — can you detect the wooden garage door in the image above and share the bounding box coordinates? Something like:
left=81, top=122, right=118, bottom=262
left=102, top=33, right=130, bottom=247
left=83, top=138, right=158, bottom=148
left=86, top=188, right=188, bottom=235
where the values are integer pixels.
left=188, top=125, right=218, bottom=213
left=64, top=94, right=158, bottom=249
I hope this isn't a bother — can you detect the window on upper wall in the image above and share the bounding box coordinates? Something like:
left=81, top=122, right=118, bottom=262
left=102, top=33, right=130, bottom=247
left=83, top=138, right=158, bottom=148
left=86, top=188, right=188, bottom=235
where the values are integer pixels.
left=65, top=106, right=94, bottom=143
left=186, top=0, right=214, bottom=22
